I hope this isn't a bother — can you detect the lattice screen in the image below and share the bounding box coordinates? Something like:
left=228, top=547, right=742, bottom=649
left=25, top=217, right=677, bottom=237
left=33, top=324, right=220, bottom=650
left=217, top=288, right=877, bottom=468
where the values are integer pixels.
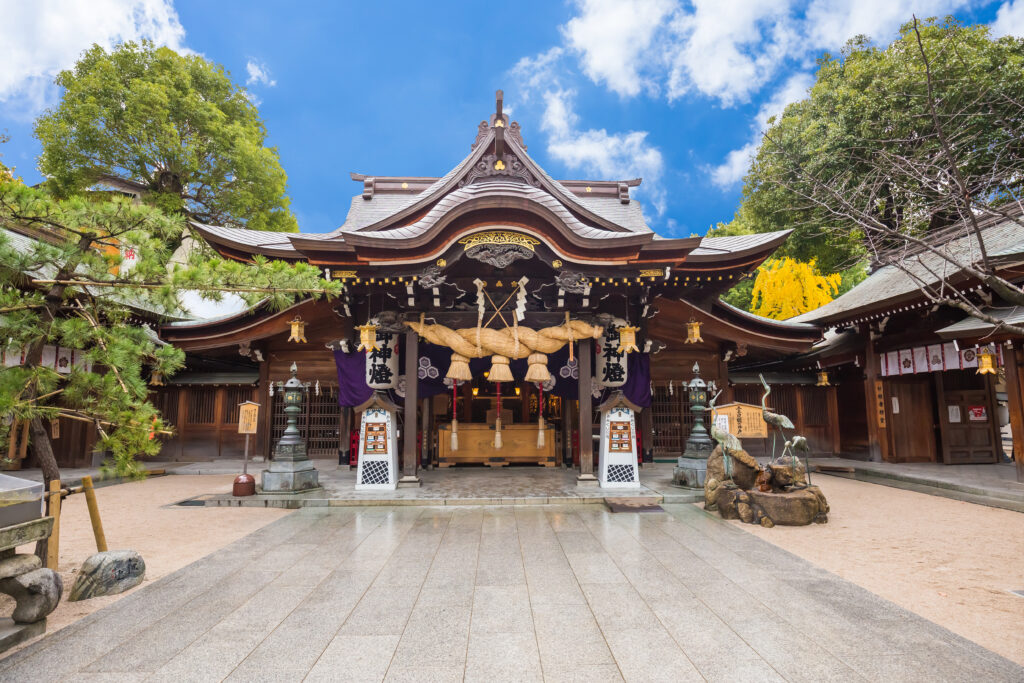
left=650, top=383, right=694, bottom=459
left=271, top=384, right=340, bottom=458
left=186, top=387, right=217, bottom=425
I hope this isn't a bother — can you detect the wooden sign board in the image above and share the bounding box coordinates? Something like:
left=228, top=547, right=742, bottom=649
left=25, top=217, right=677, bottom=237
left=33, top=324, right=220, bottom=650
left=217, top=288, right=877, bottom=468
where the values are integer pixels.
left=711, top=402, right=767, bottom=439
left=874, top=380, right=887, bottom=428
left=238, top=401, right=260, bottom=434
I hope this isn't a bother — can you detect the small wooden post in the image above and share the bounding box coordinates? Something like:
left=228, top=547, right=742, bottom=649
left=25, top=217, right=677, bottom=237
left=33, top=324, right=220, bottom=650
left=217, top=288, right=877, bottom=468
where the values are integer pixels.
left=46, top=479, right=61, bottom=570
left=82, top=475, right=108, bottom=552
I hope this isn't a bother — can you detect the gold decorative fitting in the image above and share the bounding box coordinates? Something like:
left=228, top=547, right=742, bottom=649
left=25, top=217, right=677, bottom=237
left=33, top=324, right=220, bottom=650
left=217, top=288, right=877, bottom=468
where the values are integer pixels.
left=436, top=258, right=447, bottom=267
left=335, top=270, right=357, bottom=279
left=585, top=186, right=592, bottom=193
left=288, top=317, right=307, bottom=343
left=495, top=280, right=503, bottom=287
left=684, top=319, right=703, bottom=344
left=551, top=259, right=563, bottom=268
left=977, top=346, right=997, bottom=375
left=639, top=268, right=662, bottom=278
left=494, top=159, right=506, bottom=170
left=458, top=231, right=540, bottom=253
left=401, top=182, right=408, bottom=189
left=356, top=322, right=380, bottom=352
left=617, top=325, right=640, bottom=354
left=816, top=370, right=831, bottom=387
left=494, top=119, right=505, bottom=127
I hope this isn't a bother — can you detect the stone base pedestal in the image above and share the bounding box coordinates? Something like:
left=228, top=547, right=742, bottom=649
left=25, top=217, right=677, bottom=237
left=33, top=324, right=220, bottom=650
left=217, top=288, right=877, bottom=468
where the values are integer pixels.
left=260, top=459, right=320, bottom=494
left=396, top=476, right=421, bottom=488
left=0, top=617, right=44, bottom=653
left=576, top=473, right=600, bottom=488
left=672, top=458, right=707, bottom=489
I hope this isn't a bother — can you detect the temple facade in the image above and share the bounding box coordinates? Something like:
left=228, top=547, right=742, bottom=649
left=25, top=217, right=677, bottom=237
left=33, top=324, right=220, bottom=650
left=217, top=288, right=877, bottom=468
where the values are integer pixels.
left=156, top=93, right=824, bottom=487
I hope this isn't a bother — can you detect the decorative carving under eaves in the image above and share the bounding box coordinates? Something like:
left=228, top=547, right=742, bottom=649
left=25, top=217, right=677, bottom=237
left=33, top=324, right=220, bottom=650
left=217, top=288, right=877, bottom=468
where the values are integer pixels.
left=418, top=265, right=447, bottom=289
left=471, top=121, right=489, bottom=150
left=465, top=243, right=534, bottom=269
left=555, top=271, right=588, bottom=294
left=459, top=153, right=540, bottom=188
left=373, top=310, right=407, bottom=334
left=509, top=121, right=526, bottom=150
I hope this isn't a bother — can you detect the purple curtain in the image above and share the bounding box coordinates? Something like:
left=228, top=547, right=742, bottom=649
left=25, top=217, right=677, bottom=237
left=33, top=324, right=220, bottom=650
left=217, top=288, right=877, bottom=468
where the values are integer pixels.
left=334, top=349, right=373, bottom=407
left=622, top=352, right=652, bottom=408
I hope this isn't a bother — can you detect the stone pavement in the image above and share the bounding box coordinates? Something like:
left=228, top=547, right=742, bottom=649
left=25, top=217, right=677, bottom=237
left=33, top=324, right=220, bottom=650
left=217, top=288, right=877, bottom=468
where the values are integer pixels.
left=2, top=505, right=1020, bottom=682
left=811, top=457, right=1024, bottom=512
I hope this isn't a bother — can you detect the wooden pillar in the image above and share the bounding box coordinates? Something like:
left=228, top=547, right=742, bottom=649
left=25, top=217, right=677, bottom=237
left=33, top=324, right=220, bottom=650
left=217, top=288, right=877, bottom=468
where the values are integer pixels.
left=420, top=397, right=431, bottom=469
left=462, top=380, right=473, bottom=422
left=827, top=386, right=841, bottom=456
left=577, top=339, right=597, bottom=485
left=1002, top=342, right=1024, bottom=482
left=339, top=406, right=351, bottom=467
left=640, top=406, right=654, bottom=463
left=399, top=329, right=420, bottom=486
left=863, top=340, right=890, bottom=462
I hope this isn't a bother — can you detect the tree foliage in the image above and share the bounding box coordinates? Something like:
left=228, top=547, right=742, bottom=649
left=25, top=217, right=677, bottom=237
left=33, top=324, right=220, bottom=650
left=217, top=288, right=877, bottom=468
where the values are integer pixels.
left=0, top=181, right=339, bottom=481
left=34, top=41, right=297, bottom=232
left=748, top=258, right=841, bottom=320
left=719, top=18, right=1024, bottom=332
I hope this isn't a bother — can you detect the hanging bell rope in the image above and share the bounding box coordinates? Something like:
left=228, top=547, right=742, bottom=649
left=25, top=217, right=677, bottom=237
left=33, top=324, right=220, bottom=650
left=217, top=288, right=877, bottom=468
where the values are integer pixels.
left=450, top=380, right=459, bottom=452
left=494, top=381, right=503, bottom=449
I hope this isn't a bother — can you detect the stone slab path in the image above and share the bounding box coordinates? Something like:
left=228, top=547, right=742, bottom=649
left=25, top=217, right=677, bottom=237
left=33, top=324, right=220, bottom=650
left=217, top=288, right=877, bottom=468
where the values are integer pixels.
left=1, top=504, right=1020, bottom=682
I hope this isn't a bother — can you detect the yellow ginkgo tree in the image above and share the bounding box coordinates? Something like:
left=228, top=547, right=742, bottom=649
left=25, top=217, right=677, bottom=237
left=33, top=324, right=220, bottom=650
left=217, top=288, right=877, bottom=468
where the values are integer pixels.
left=750, top=257, right=841, bottom=320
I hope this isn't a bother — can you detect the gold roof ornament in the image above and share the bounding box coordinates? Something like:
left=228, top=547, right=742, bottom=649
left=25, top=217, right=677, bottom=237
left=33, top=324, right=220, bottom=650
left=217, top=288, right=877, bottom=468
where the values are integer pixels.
left=684, top=319, right=704, bottom=344
left=288, top=316, right=307, bottom=343
left=494, top=159, right=506, bottom=170
left=356, top=322, right=380, bottom=352
left=976, top=346, right=997, bottom=375
left=816, top=370, right=831, bottom=386
left=617, top=325, right=640, bottom=354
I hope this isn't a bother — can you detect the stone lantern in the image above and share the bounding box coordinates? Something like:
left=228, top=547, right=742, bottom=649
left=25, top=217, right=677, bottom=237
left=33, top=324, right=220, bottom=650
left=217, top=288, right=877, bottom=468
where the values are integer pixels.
left=261, top=363, right=321, bottom=493
left=672, top=362, right=714, bottom=489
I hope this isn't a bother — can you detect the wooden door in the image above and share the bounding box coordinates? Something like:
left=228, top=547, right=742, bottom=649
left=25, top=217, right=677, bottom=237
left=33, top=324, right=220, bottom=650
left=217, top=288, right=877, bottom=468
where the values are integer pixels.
left=939, top=385, right=999, bottom=464
left=886, top=375, right=937, bottom=463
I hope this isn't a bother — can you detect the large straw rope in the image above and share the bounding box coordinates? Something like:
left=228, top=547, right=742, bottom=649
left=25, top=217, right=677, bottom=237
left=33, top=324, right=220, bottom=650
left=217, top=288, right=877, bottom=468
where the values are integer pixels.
left=405, top=320, right=602, bottom=358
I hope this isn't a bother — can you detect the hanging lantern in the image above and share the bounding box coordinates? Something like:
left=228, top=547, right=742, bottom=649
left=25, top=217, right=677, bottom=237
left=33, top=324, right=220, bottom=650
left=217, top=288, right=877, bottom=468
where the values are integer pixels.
left=149, top=370, right=164, bottom=386
left=288, top=316, right=307, bottom=343
left=617, top=325, right=640, bottom=354
left=356, top=322, right=380, bottom=352
left=684, top=319, right=703, bottom=344
left=976, top=346, right=997, bottom=375
left=816, top=370, right=831, bottom=387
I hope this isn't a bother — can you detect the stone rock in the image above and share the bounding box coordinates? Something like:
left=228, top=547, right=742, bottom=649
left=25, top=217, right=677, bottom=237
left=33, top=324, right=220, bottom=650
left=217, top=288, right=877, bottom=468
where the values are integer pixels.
left=69, top=550, right=145, bottom=602
left=0, top=554, right=41, bottom=580
left=0, top=568, right=62, bottom=623
left=746, top=487, right=829, bottom=526
left=731, top=455, right=760, bottom=490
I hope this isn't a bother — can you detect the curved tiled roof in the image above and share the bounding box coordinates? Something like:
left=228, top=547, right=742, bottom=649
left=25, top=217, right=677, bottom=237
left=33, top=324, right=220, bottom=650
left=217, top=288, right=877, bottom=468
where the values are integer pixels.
left=791, top=216, right=1024, bottom=325
left=343, top=180, right=640, bottom=248
left=688, top=230, right=793, bottom=261
left=191, top=222, right=301, bottom=256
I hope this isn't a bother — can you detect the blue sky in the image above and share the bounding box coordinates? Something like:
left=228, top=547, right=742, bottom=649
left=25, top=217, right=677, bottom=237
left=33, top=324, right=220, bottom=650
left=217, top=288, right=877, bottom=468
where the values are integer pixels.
left=2, top=1, right=1023, bottom=238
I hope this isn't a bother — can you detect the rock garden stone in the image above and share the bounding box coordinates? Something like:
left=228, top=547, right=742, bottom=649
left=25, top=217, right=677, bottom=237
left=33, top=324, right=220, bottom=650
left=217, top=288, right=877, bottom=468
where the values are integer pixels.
left=0, top=568, right=62, bottom=623
left=69, top=550, right=145, bottom=602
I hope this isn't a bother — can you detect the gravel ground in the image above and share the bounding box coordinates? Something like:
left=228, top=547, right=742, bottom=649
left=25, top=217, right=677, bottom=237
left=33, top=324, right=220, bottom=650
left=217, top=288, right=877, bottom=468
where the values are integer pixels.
left=726, top=473, right=1024, bottom=666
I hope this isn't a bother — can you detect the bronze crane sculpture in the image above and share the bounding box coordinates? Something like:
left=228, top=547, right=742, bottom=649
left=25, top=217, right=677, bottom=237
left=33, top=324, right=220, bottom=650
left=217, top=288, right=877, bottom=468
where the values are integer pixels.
left=761, top=374, right=812, bottom=484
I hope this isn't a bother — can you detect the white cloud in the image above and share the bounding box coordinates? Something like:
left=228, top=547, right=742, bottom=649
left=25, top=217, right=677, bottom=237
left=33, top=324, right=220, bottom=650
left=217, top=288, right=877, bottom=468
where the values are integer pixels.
left=562, top=0, right=676, bottom=97
left=0, top=0, right=188, bottom=117
left=245, top=59, right=276, bottom=88
left=991, top=1, right=1024, bottom=37
left=511, top=52, right=667, bottom=215
left=710, top=72, right=814, bottom=188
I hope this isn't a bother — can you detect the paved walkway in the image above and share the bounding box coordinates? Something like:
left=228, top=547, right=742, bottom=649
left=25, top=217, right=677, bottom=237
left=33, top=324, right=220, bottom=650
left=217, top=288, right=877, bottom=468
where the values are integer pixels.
left=811, top=458, right=1024, bottom=512
left=2, top=505, right=1019, bottom=682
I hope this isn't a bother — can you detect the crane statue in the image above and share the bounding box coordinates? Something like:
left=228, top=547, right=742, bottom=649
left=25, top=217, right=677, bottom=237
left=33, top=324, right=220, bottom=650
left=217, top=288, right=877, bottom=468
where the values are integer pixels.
left=709, top=390, right=741, bottom=475
left=760, top=374, right=813, bottom=485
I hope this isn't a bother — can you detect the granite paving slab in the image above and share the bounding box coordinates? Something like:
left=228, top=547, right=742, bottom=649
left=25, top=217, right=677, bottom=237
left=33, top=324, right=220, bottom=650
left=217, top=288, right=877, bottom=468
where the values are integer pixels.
left=0, top=504, right=1020, bottom=682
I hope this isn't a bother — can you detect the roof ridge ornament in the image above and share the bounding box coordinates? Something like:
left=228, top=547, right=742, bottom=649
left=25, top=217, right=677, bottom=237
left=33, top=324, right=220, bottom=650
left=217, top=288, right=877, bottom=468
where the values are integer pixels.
left=471, top=89, right=527, bottom=151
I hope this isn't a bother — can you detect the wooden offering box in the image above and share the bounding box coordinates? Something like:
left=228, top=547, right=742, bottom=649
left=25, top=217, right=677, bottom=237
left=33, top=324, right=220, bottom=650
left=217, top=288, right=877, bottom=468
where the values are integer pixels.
left=438, top=423, right=556, bottom=467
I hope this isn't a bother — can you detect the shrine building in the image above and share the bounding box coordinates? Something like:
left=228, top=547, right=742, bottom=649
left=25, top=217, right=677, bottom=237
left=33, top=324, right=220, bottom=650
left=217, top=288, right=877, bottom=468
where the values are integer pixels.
left=156, top=92, right=825, bottom=488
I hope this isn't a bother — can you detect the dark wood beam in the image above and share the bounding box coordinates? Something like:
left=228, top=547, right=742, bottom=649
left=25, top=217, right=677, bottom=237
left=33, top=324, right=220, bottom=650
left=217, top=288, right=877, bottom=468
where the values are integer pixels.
left=577, top=339, right=597, bottom=485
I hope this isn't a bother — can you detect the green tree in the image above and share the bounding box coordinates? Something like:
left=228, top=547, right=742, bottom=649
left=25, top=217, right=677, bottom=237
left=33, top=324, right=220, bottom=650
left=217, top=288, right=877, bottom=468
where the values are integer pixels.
left=34, top=41, right=297, bottom=232
left=0, top=181, right=338, bottom=484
